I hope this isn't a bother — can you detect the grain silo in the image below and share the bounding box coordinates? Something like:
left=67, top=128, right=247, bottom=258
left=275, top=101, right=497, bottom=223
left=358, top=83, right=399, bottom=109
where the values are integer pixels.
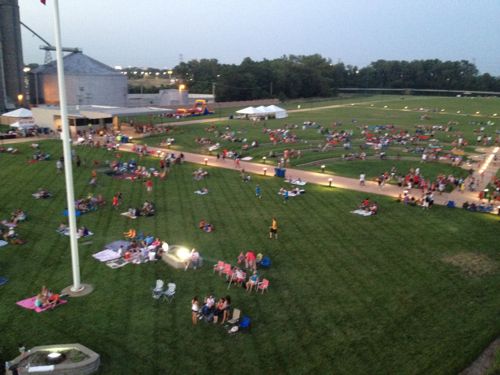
left=31, top=52, right=127, bottom=107
left=0, top=0, right=24, bottom=112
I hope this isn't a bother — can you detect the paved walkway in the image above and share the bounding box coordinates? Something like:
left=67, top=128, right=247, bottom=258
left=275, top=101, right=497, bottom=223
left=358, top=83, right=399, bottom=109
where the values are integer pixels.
left=120, top=143, right=499, bottom=209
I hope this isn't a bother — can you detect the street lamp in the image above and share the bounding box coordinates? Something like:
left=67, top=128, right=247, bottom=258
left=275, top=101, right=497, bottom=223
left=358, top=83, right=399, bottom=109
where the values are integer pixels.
left=328, top=178, right=333, bottom=187
left=204, top=158, right=208, bottom=166
left=263, top=167, right=267, bottom=176
left=262, top=156, right=266, bottom=164
left=17, top=94, right=23, bottom=106
left=321, top=164, right=325, bottom=173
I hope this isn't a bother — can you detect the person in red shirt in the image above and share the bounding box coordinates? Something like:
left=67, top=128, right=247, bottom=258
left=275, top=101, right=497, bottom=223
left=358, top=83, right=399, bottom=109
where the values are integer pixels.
left=145, top=179, right=153, bottom=193
left=112, top=195, right=119, bottom=209
left=245, top=251, right=256, bottom=271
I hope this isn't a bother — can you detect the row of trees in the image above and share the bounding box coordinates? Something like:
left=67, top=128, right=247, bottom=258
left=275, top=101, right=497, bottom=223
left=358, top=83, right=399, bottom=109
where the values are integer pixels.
left=125, top=55, right=500, bottom=101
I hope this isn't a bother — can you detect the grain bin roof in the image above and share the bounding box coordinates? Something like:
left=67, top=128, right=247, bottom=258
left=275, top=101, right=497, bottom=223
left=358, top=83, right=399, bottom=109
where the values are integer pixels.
left=32, top=52, right=121, bottom=76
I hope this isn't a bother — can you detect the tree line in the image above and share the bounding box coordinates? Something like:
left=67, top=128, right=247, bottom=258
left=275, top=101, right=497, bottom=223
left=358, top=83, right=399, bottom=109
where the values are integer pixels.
left=124, top=55, right=500, bottom=100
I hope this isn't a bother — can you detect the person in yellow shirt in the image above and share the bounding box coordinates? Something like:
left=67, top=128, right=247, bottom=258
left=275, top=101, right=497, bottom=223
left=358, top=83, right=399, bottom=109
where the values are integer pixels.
left=269, top=217, right=278, bottom=239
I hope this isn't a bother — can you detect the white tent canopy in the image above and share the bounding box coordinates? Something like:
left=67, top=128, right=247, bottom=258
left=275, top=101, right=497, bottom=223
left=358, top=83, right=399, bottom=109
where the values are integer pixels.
left=10, top=118, right=36, bottom=129
left=2, top=108, right=33, bottom=118
left=236, top=105, right=288, bottom=119
left=265, top=105, right=288, bottom=118
left=236, top=106, right=259, bottom=115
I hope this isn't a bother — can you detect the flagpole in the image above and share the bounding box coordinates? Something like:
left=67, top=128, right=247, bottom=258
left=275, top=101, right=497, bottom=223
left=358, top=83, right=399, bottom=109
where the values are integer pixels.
left=52, top=0, right=84, bottom=293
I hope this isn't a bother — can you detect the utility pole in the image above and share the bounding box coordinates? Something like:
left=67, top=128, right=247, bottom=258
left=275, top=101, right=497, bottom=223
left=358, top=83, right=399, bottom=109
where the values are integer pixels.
left=212, top=82, right=216, bottom=102
left=270, top=81, right=273, bottom=97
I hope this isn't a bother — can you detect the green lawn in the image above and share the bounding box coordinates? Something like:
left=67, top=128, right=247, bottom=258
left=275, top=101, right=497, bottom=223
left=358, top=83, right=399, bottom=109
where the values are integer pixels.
left=0, top=140, right=499, bottom=374
left=136, top=95, right=499, bottom=182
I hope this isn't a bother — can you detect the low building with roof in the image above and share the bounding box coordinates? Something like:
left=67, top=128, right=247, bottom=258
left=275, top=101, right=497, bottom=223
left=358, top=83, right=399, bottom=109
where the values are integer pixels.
left=31, top=105, right=172, bottom=134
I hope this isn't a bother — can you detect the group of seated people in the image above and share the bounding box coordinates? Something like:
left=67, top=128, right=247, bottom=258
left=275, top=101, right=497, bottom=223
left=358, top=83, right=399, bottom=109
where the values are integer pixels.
left=194, top=188, right=209, bottom=195
left=462, top=201, right=496, bottom=213
left=75, top=194, right=105, bottom=213
left=193, top=168, right=209, bottom=181
left=33, top=188, right=51, bottom=199
left=57, top=223, right=91, bottom=237
left=0, top=146, right=18, bottom=154
left=8, top=209, right=27, bottom=225
left=34, top=286, right=61, bottom=309
left=359, top=198, right=379, bottom=215
left=121, top=231, right=167, bottom=262
left=126, top=201, right=156, bottom=218
left=32, top=150, right=50, bottom=161
left=198, top=219, right=214, bottom=232
left=278, top=187, right=306, bottom=197
left=197, top=294, right=232, bottom=324
left=2, top=226, right=26, bottom=244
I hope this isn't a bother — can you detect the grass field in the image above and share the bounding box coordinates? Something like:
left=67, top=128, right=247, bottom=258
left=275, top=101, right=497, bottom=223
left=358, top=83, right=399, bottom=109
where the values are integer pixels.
left=136, top=96, right=500, bottom=182
left=1, top=139, right=499, bottom=374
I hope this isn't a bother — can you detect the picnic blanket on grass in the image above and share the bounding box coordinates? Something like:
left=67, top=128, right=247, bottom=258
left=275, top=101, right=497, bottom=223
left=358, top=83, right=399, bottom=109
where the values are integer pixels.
left=93, top=249, right=121, bottom=262
left=32, top=193, right=52, bottom=199
left=194, top=190, right=209, bottom=195
left=285, top=179, right=307, bottom=186
left=0, top=277, right=8, bottom=286
left=105, top=240, right=130, bottom=251
left=121, top=212, right=137, bottom=219
left=351, top=209, right=373, bottom=216
left=16, top=296, right=67, bottom=313
left=106, top=258, right=129, bottom=269
left=58, top=229, right=94, bottom=239
left=0, top=240, right=8, bottom=247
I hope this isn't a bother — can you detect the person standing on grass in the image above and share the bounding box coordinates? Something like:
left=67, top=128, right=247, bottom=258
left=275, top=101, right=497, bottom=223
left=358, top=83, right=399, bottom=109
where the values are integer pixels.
left=191, top=296, right=200, bottom=325
left=269, top=217, right=278, bottom=239
left=56, top=159, right=63, bottom=174
left=112, top=194, right=119, bottom=209
left=359, top=173, right=366, bottom=186
left=256, top=184, right=262, bottom=199
left=145, top=179, right=153, bottom=193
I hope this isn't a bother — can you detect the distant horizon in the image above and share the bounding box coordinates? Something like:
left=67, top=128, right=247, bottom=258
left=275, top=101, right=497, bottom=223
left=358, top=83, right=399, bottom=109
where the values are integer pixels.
left=19, top=0, right=500, bottom=76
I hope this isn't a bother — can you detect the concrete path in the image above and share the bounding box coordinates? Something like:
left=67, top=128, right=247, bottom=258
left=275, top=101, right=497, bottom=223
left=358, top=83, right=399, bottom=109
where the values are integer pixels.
left=120, top=143, right=499, bottom=209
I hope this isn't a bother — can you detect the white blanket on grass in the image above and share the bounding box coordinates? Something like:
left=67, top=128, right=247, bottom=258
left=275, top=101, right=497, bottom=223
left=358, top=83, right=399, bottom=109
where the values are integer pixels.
left=58, top=229, right=94, bottom=239
left=93, top=249, right=121, bottom=262
left=351, top=209, right=372, bottom=216
left=194, top=190, right=209, bottom=195
left=121, top=212, right=137, bottom=219
left=286, top=179, right=307, bottom=186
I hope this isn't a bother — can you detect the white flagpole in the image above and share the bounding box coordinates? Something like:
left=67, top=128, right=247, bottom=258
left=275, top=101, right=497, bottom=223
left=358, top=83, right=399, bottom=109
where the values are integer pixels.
left=52, top=0, right=82, bottom=292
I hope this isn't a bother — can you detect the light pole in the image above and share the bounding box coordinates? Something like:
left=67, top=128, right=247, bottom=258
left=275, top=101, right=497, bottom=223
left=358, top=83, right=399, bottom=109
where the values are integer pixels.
left=52, top=0, right=91, bottom=296
left=321, top=164, right=326, bottom=173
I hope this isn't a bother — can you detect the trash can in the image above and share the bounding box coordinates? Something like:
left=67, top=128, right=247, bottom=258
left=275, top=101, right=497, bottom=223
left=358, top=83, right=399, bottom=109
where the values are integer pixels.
left=274, top=168, right=286, bottom=178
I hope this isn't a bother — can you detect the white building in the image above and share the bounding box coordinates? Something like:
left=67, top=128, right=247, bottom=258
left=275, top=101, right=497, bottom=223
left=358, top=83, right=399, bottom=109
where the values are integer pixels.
left=30, top=52, right=128, bottom=107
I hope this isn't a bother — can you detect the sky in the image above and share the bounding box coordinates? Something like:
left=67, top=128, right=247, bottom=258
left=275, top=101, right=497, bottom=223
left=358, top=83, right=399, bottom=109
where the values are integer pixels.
left=18, top=0, right=500, bottom=75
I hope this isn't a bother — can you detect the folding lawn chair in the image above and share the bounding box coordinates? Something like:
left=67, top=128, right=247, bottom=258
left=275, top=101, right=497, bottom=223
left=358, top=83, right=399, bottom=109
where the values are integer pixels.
left=227, top=308, right=241, bottom=325
left=152, top=279, right=164, bottom=300
left=162, top=283, right=176, bottom=303
left=257, top=278, right=270, bottom=294
left=213, top=260, right=225, bottom=274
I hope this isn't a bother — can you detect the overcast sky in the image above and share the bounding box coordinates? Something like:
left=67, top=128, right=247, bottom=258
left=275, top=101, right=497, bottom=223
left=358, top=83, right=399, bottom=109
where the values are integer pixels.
left=18, top=0, right=500, bottom=75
